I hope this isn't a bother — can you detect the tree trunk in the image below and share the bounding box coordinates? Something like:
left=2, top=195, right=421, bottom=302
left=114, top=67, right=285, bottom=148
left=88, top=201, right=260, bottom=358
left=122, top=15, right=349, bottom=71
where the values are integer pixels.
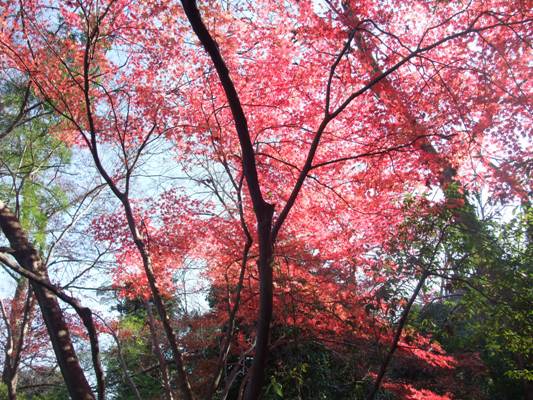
left=0, top=201, right=95, bottom=400
left=367, top=271, right=430, bottom=400
left=1, top=278, right=34, bottom=400
left=180, top=3, right=277, bottom=398
left=244, top=206, right=274, bottom=400
left=144, top=300, right=174, bottom=400
left=120, top=199, right=194, bottom=400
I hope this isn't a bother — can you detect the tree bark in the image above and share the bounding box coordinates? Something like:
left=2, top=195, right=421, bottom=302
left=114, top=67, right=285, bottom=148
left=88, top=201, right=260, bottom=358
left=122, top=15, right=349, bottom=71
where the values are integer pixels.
left=0, top=201, right=95, bottom=400
left=244, top=207, right=274, bottom=400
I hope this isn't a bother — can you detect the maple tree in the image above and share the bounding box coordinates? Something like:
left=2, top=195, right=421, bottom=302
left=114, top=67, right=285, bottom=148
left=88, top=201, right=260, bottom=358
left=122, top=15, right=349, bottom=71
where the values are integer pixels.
left=0, top=0, right=531, bottom=399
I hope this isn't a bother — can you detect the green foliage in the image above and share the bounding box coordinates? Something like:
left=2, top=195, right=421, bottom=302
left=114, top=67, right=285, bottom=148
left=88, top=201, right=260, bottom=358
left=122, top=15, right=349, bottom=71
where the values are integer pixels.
left=260, top=331, right=367, bottom=400
left=104, top=314, right=162, bottom=399
left=0, top=83, right=71, bottom=250
left=10, top=369, right=70, bottom=400
left=412, top=201, right=533, bottom=399
left=0, top=382, right=70, bottom=400
left=104, top=297, right=179, bottom=400
left=28, top=387, right=70, bottom=400
left=0, top=383, right=7, bottom=400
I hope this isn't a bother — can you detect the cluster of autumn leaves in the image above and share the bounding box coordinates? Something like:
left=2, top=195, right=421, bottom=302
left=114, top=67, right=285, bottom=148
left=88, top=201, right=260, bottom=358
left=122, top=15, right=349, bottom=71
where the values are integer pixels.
left=0, top=0, right=531, bottom=399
